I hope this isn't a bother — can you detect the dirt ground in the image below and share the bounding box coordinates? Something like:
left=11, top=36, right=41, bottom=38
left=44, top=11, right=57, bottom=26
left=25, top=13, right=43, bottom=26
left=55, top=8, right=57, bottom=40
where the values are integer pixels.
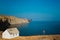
left=0, top=35, right=60, bottom=40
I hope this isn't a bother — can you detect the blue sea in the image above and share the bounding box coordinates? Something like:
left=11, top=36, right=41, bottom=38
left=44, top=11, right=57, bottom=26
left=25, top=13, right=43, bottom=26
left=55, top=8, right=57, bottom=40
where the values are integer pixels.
left=17, top=21, right=60, bottom=36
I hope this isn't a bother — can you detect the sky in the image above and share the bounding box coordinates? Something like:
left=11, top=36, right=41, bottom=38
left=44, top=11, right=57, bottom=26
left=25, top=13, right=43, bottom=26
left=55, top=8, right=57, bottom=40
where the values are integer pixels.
left=0, top=0, right=60, bottom=21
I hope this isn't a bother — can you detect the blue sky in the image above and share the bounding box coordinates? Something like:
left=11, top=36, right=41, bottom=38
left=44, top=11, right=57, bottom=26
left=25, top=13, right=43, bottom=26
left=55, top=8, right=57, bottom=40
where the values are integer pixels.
left=0, top=0, right=60, bottom=21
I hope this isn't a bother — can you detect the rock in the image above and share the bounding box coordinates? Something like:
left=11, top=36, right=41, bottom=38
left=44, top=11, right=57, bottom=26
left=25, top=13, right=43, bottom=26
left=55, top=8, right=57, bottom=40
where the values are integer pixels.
left=0, top=15, right=29, bottom=25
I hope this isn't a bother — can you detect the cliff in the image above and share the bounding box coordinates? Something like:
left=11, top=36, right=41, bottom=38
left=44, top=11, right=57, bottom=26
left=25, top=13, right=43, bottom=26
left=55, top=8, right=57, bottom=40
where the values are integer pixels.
left=0, top=15, right=29, bottom=24
left=0, top=35, right=60, bottom=40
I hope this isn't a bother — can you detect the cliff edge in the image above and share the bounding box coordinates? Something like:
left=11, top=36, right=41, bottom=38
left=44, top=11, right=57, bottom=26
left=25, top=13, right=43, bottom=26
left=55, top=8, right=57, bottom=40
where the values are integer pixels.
left=0, top=35, right=60, bottom=40
left=0, top=15, right=29, bottom=24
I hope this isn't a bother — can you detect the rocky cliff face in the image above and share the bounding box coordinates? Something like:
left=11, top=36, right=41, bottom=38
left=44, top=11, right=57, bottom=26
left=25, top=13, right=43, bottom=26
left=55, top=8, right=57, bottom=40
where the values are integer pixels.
left=0, top=15, right=29, bottom=24
left=0, top=15, right=29, bottom=31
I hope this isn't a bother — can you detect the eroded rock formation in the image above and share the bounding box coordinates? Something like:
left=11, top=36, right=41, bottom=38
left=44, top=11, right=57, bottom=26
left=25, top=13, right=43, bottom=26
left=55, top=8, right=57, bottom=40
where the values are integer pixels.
left=0, top=15, right=29, bottom=24
left=0, top=15, right=29, bottom=31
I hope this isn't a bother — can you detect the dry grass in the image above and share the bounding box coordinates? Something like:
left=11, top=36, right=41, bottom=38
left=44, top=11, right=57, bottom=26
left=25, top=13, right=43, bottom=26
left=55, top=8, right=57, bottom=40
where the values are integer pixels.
left=0, top=35, right=60, bottom=40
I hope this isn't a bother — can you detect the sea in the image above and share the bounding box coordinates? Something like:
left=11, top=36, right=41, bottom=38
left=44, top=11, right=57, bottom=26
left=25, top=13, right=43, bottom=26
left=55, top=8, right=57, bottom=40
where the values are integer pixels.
left=17, top=21, right=60, bottom=36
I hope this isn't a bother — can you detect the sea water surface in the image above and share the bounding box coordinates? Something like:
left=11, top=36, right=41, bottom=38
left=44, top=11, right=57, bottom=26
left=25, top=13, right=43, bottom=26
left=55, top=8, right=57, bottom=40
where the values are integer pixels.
left=17, top=21, right=60, bottom=36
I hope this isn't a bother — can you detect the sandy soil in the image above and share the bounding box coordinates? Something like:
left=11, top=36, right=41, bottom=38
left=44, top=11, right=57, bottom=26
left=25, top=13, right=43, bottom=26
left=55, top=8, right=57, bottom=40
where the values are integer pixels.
left=0, top=35, right=60, bottom=40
